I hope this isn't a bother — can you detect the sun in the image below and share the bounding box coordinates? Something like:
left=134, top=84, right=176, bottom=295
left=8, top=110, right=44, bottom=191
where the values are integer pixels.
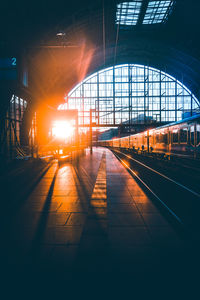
left=52, top=120, right=74, bottom=140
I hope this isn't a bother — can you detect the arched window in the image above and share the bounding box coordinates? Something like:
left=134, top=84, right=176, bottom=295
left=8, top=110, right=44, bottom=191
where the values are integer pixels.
left=58, top=64, right=200, bottom=126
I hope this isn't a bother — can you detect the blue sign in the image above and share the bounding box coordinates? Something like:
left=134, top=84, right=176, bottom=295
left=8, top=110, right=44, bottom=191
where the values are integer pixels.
left=0, top=57, right=17, bottom=68
left=0, top=57, right=17, bottom=80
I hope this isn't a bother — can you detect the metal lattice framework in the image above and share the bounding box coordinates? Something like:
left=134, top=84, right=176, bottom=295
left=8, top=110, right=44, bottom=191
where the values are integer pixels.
left=58, top=64, right=200, bottom=126
left=0, top=95, right=27, bottom=159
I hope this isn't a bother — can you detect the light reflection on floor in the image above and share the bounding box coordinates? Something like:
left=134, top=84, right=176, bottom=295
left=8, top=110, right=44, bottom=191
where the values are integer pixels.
left=3, top=147, right=185, bottom=274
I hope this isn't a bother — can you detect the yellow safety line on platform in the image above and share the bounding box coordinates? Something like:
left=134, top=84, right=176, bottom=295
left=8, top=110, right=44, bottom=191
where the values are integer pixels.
left=90, top=152, right=107, bottom=208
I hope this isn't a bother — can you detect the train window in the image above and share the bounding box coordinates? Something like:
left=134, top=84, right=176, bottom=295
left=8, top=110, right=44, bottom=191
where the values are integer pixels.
left=163, top=133, right=168, bottom=144
left=156, top=133, right=160, bottom=143
left=180, top=128, right=187, bottom=144
left=159, top=133, right=163, bottom=143
left=159, top=130, right=167, bottom=144
left=172, top=129, right=179, bottom=143
left=196, top=125, right=200, bottom=145
left=190, top=125, right=195, bottom=146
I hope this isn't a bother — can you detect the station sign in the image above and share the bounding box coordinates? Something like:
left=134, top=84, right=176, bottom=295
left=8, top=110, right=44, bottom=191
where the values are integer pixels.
left=0, top=57, right=17, bottom=80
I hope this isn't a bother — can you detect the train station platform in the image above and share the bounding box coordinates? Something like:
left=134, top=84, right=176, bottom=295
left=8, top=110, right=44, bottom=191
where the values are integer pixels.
left=2, top=147, right=188, bottom=276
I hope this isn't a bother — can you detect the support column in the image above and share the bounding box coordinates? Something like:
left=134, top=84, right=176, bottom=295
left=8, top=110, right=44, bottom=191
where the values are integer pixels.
left=90, top=109, right=93, bottom=154
left=113, top=66, right=115, bottom=125
left=175, top=80, right=177, bottom=121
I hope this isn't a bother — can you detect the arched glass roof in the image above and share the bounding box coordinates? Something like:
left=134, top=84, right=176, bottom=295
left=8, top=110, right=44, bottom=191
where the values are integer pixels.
left=58, top=64, right=200, bottom=126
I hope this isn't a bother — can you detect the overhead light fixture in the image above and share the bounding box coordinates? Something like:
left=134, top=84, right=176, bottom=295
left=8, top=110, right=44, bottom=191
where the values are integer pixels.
left=56, top=32, right=66, bottom=37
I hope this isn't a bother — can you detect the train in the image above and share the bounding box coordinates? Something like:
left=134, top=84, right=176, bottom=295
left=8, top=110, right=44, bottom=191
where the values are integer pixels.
left=99, top=114, right=200, bottom=159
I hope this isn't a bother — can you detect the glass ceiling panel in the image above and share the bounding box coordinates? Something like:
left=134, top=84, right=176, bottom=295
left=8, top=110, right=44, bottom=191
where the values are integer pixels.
left=143, top=0, right=174, bottom=24
left=116, top=1, right=142, bottom=26
left=116, top=0, right=175, bottom=27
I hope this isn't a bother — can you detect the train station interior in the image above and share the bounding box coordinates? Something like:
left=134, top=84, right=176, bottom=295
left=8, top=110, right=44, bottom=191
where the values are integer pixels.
left=1, top=0, right=200, bottom=293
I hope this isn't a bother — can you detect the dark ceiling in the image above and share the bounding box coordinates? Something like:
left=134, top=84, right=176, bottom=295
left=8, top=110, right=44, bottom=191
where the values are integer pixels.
left=1, top=0, right=200, bottom=107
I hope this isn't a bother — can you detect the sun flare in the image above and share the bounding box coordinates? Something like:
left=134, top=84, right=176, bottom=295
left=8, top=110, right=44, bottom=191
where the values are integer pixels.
left=52, top=120, right=74, bottom=140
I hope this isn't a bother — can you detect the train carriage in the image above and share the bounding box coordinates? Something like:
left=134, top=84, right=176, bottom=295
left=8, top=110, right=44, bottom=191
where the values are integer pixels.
left=120, top=136, right=129, bottom=149
left=99, top=114, right=200, bottom=159
left=112, top=138, right=120, bottom=148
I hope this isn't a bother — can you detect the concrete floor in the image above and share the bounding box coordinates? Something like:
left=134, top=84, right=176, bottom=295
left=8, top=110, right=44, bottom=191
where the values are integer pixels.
left=2, top=147, right=190, bottom=277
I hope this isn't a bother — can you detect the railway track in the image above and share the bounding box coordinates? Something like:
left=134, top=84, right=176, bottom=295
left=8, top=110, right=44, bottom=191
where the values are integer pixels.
left=111, top=148, right=200, bottom=239
left=115, top=149, right=200, bottom=198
